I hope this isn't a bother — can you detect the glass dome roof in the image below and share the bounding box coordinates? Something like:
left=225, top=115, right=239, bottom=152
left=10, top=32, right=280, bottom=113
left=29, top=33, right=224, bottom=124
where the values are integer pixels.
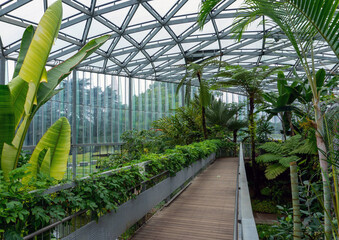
left=0, top=0, right=338, bottom=94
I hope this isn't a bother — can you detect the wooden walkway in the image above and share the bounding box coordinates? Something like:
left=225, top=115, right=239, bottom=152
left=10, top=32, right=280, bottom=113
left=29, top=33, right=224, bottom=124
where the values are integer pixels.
left=132, top=157, right=238, bottom=240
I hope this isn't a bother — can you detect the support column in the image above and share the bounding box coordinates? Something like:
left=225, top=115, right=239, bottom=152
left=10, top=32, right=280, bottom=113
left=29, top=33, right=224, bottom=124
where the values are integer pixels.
left=0, top=38, right=6, bottom=85
left=129, top=77, right=133, bottom=130
left=181, top=85, right=185, bottom=107
left=72, top=71, right=77, bottom=179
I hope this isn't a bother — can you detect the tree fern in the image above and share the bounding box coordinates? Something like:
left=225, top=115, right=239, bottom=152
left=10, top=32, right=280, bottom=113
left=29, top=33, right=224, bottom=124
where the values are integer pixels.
left=265, top=163, right=288, bottom=180
left=279, top=156, right=300, bottom=167
left=257, top=153, right=283, bottom=163
left=259, top=142, right=282, bottom=155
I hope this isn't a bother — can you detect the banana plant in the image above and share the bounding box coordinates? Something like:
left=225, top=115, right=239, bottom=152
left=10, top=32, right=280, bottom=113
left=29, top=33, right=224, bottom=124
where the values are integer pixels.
left=0, top=0, right=109, bottom=181
left=262, top=71, right=303, bottom=139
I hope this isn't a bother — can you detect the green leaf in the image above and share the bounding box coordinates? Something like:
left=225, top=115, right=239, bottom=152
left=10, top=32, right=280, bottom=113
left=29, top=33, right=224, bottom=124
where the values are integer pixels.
left=1, top=143, right=18, bottom=180
left=265, top=163, right=287, bottom=180
left=25, top=117, right=70, bottom=181
left=34, top=34, right=110, bottom=115
left=19, top=0, right=62, bottom=85
left=8, top=76, right=28, bottom=129
left=0, top=85, right=15, bottom=159
left=39, top=148, right=51, bottom=176
left=12, top=25, right=34, bottom=79
left=279, top=156, right=300, bottom=167
left=315, top=68, right=325, bottom=89
left=256, top=153, right=283, bottom=163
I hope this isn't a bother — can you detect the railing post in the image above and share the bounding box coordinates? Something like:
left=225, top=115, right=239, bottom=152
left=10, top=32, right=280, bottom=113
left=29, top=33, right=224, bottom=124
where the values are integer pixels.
left=72, top=70, right=77, bottom=180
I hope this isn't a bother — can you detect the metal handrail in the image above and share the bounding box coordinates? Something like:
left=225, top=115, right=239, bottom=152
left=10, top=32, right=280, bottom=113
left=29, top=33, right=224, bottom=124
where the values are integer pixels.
left=237, top=143, right=259, bottom=240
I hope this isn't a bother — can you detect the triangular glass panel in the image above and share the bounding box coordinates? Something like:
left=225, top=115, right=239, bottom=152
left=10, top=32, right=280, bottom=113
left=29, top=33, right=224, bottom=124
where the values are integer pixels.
left=173, top=0, right=200, bottom=16
left=99, top=38, right=114, bottom=52
left=50, top=39, right=72, bottom=54
left=129, top=29, right=153, bottom=44
left=128, top=5, right=155, bottom=26
left=87, top=18, right=112, bottom=38
left=200, top=41, right=220, bottom=51
left=170, top=22, right=194, bottom=37
left=150, top=27, right=172, bottom=42
left=58, top=51, right=78, bottom=61
left=114, top=37, right=133, bottom=50
left=146, top=46, right=162, bottom=56
left=90, top=60, right=104, bottom=68
left=61, top=3, right=81, bottom=19
left=215, top=18, right=233, bottom=32
left=130, top=51, right=146, bottom=62
left=0, top=22, right=25, bottom=46
left=60, top=20, right=86, bottom=40
left=147, top=1, right=174, bottom=18
left=10, top=0, right=44, bottom=24
left=194, top=21, right=215, bottom=35
left=115, top=53, right=130, bottom=63
left=102, top=6, right=131, bottom=28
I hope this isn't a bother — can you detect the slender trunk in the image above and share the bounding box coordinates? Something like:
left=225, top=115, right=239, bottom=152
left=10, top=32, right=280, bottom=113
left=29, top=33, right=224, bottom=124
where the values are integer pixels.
left=287, top=111, right=295, bottom=136
left=233, top=130, right=237, bottom=156
left=201, top=105, right=208, bottom=139
left=290, top=161, right=302, bottom=239
left=315, top=101, right=331, bottom=239
left=249, top=95, right=259, bottom=196
left=279, top=112, right=287, bottom=141
left=197, top=72, right=208, bottom=140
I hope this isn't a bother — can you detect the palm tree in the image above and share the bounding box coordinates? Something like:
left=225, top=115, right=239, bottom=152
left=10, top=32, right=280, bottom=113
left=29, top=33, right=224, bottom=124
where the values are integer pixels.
left=214, top=65, right=284, bottom=195
left=205, top=98, right=247, bottom=143
left=199, top=1, right=339, bottom=238
left=176, top=58, right=225, bottom=139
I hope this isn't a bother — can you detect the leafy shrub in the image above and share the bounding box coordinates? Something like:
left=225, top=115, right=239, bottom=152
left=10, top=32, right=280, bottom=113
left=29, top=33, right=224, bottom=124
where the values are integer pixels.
left=252, top=199, right=278, bottom=214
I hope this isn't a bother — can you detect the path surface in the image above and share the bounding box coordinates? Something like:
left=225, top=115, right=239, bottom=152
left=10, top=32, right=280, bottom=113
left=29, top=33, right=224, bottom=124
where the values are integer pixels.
left=132, top=157, right=238, bottom=240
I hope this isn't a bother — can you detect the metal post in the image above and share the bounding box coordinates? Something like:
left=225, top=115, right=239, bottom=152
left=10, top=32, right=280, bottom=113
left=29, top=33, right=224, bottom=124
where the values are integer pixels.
left=181, top=85, right=185, bottom=107
left=0, top=38, right=6, bottom=85
left=129, top=77, right=133, bottom=130
left=72, top=71, right=77, bottom=179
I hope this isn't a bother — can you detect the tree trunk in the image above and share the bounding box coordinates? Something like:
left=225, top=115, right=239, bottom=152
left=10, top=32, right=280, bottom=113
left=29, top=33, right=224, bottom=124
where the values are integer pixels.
left=290, top=161, right=302, bottom=239
left=279, top=112, right=287, bottom=141
left=233, top=130, right=237, bottom=156
left=287, top=111, right=295, bottom=136
left=249, top=95, right=259, bottom=196
left=201, top=105, right=208, bottom=139
left=315, top=101, right=331, bottom=239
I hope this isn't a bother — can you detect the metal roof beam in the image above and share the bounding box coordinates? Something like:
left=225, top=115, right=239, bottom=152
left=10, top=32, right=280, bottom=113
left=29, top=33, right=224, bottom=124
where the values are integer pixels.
left=0, top=0, right=32, bottom=17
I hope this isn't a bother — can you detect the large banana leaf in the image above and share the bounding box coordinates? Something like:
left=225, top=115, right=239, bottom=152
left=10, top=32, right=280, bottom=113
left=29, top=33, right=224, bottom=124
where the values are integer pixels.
left=12, top=26, right=34, bottom=79
left=1, top=144, right=18, bottom=180
left=33, top=34, right=110, bottom=116
left=19, top=0, right=62, bottom=85
left=25, top=117, right=70, bottom=181
left=0, top=86, right=15, bottom=159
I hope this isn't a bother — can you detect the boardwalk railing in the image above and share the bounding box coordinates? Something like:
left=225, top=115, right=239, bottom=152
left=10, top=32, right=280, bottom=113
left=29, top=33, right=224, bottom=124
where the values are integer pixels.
left=235, top=143, right=259, bottom=240
left=24, top=153, right=216, bottom=240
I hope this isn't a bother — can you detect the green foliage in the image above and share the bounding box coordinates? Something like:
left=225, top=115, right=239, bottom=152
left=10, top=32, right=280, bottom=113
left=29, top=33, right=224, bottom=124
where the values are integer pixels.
left=0, top=139, right=225, bottom=237
left=152, top=104, right=203, bottom=146
left=252, top=199, right=278, bottom=214
left=256, top=135, right=316, bottom=179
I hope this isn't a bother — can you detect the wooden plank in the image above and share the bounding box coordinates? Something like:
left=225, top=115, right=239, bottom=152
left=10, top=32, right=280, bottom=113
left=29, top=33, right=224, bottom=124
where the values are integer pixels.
left=132, top=157, right=238, bottom=240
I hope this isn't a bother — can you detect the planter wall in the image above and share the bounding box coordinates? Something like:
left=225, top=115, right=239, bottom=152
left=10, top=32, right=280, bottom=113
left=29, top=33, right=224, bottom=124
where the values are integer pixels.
left=63, top=153, right=216, bottom=240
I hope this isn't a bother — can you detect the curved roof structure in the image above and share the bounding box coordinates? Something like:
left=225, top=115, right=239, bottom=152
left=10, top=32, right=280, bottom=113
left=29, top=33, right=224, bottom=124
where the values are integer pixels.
left=0, top=0, right=338, bottom=93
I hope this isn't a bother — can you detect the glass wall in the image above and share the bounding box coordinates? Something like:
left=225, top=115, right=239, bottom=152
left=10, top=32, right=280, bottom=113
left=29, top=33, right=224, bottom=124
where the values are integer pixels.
left=4, top=59, right=245, bottom=178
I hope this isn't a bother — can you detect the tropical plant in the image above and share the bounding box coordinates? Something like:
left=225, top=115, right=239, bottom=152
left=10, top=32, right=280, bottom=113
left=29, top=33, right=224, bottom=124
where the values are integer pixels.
left=152, top=104, right=203, bottom=146
left=257, top=135, right=317, bottom=238
left=0, top=0, right=109, bottom=181
left=213, top=65, right=284, bottom=195
left=262, top=71, right=303, bottom=139
left=199, top=0, right=339, bottom=237
left=176, top=58, right=226, bottom=139
left=205, top=98, right=247, bottom=143
left=256, top=116, right=274, bottom=143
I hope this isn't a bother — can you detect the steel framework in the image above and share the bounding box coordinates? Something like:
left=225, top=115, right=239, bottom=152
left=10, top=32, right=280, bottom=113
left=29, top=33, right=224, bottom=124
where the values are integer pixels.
left=0, top=0, right=338, bottom=94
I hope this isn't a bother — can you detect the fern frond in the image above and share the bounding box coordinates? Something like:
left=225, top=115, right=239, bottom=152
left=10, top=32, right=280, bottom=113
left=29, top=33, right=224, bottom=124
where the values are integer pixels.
left=259, top=142, right=282, bottom=154
left=256, top=153, right=283, bottom=163
left=265, top=163, right=288, bottom=180
left=291, top=138, right=318, bottom=155
left=281, top=135, right=303, bottom=154
left=279, top=156, right=300, bottom=167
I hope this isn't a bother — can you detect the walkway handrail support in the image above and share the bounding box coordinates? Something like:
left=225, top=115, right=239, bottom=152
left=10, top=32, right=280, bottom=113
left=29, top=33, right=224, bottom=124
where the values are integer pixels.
left=237, top=143, right=259, bottom=240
